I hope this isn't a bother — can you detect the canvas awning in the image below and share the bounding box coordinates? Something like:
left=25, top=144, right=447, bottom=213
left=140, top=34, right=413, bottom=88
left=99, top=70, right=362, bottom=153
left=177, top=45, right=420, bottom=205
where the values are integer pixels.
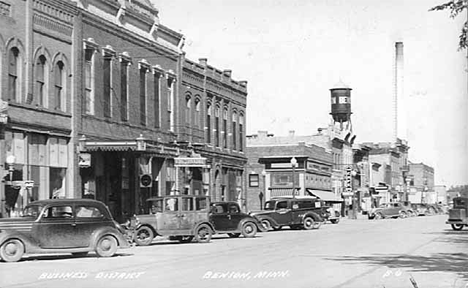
left=306, top=189, right=343, bottom=202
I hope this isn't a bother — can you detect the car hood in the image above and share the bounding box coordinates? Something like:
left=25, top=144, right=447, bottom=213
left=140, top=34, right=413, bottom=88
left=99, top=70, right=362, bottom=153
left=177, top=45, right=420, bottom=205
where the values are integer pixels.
left=249, top=210, right=273, bottom=217
left=0, top=217, right=36, bottom=230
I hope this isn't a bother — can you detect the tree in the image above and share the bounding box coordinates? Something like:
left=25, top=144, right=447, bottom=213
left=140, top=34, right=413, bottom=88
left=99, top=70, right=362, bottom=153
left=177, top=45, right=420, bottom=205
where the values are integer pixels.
left=430, top=0, right=468, bottom=50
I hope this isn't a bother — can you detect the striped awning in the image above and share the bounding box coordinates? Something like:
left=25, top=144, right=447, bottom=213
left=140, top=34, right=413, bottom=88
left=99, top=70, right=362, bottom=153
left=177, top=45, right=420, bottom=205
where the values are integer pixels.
left=306, top=189, right=342, bottom=202
left=270, top=188, right=295, bottom=198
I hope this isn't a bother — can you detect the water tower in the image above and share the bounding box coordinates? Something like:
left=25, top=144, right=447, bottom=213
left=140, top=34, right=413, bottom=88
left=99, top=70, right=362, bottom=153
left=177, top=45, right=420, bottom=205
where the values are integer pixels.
left=330, top=80, right=352, bottom=130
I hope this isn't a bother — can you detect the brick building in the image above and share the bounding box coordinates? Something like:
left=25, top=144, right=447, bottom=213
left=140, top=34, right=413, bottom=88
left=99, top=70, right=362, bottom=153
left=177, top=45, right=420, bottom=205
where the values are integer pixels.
left=0, top=0, right=248, bottom=219
left=0, top=0, right=79, bottom=217
left=245, top=131, right=334, bottom=211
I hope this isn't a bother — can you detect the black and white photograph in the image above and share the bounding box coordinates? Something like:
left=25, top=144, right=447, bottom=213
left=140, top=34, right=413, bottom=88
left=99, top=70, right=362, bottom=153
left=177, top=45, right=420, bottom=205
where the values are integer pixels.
left=0, top=0, right=467, bottom=287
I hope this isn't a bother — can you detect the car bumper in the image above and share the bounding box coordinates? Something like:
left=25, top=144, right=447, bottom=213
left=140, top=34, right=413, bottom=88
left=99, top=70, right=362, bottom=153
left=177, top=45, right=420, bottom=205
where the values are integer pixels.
left=446, top=220, right=468, bottom=225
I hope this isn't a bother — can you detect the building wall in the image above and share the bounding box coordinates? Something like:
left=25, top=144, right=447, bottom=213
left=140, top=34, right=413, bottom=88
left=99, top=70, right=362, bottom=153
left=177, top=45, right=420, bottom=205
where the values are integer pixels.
left=0, top=0, right=78, bottom=217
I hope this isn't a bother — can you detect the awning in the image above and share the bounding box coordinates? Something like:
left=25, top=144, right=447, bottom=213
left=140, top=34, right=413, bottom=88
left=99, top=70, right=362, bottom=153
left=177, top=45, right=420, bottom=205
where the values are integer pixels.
left=269, top=188, right=295, bottom=198
left=306, top=189, right=343, bottom=202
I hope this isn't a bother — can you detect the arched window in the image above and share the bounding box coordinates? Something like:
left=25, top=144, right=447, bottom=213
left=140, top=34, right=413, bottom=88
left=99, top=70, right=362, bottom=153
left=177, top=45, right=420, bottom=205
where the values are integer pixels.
left=206, top=102, right=212, bottom=144
left=239, top=113, right=244, bottom=152
left=195, top=97, right=201, bottom=128
left=54, top=61, right=65, bottom=111
left=8, top=47, right=20, bottom=102
left=215, top=104, right=220, bottom=147
left=223, top=107, right=228, bottom=148
left=35, top=55, right=47, bottom=107
left=232, top=111, right=237, bottom=150
left=185, top=95, right=191, bottom=125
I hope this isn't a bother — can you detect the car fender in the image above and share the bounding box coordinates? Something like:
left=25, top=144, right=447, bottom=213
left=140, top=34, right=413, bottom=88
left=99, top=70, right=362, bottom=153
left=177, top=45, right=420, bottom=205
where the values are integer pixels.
left=254, top=215, right=280, bottom=228
left=90, top=227, right=129, bottom=248
left=237, top=217, right=266, bottom=232
left=191, top=221, right=215, bottom=235
left=302, top=211, right=322, bottom=222
left=135, top=223, right=158, bottom=237
left=0, top=231, right=37, bottom=253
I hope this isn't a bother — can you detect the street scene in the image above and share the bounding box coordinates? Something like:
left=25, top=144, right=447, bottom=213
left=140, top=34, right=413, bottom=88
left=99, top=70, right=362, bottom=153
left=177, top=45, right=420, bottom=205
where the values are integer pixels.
left=0, top=0, right=467, bottom=287
left=1, top=215, right=467, bottom=288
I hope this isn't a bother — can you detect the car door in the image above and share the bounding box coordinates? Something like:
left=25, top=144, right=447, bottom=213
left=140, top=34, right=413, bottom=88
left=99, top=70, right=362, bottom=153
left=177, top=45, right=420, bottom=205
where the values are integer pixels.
left=35, top=204, right=80, bottom=248
left=273, top=200, right=292, bottom=225
left=227, top=203, right=244, bottom=230
left=210, top=203, right=230, bottom=231
left=73, top=204, right=111, bottom=247
left=178, top=196, right=197, bottom=234
left=156, top=196, right=180, bottom=235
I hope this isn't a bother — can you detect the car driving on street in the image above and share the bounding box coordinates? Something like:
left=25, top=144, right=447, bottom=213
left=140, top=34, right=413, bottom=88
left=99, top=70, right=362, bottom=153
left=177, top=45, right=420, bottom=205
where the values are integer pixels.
left=446, top=197, right=468, bottom=231
left=368, top=202, right=410, bottom=219
left=0, top=199, right=130, bottom=262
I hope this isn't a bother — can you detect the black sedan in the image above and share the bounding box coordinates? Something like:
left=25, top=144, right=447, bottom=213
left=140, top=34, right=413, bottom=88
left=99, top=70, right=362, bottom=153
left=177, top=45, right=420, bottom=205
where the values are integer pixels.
left=209, top=202, right=266, bottom=238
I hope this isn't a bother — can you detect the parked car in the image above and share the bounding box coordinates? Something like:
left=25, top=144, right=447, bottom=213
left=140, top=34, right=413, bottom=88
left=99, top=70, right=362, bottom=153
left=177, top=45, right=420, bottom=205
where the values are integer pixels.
left=129, top=195, right=215, bottom=246
left=322, top=200, right=343, bottom=224
left=249, top=196, right=324, bottom=231
left=209, top=202, right=266, bottom=238
left=411, top=203, right=438, bottom=216
left=446, top=197, right=468, bottom=231
left=0, top=199, right=130, bottom=263
left=368, top=202, right=409, bottom=219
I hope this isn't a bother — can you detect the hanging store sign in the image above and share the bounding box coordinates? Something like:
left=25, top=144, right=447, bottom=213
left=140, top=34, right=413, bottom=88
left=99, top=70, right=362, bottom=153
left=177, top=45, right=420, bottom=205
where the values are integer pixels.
left=78, top=153, right=91, bottom=168
left=174, top=157, right=207, bottom=167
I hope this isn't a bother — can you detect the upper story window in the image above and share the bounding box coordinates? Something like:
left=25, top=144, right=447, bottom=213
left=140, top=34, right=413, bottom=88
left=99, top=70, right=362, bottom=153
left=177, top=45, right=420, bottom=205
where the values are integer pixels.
left=206, top=102, right=212, bottom=144
left=185, top=95, right=191, bottom=125
left=102, top=46, right=115, bottom=118
left=84, top=49, right=95, bottom=115
left=153, top=66, right=164, bottom=128
left=54, top=61, right=65, bottom=111
left=35, top=55, right=48, bottom=107
left=139, top=60, right=151, bottom=126
left=119, top=55, right=131, bottom=122
left=8, top=47, right=21, bottom=102
left=215, top=104, right=220, bottom=147
left=223, top=107, right=228, bottom=148
left=239, top=113, right=244, bottom=152
left=195, top=97, right=201, bottom=128
left=166, top=71, right=176, bottom=132
left=232, top=111, right=237, bottom=150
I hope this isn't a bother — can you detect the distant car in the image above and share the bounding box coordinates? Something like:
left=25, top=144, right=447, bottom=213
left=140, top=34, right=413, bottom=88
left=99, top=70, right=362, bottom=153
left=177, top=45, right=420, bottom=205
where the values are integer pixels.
left=0, top=199, right=130, bottom=263
left=368, top=202, right=409, bottom=219
left=250, top=196, right=324, bottom=231
left=446, top=197, right=468, bottom=231
left=129, top=195, right=215, bottom=246
left=209, top=202, right=266, bottom=238
left=411, top=203, right=438, bottom=216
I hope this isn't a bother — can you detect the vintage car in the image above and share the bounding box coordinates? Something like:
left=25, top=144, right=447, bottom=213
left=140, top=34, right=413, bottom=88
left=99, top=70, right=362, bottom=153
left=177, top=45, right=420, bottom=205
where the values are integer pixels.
left=209, top=201, right=266, bottom=238
left=249, top=196, right=324, bottom=231
left=0, top=199, right=130, bottom=262
left=368, top=202, right=410, bottom=219
left=410, top=203, right=438, bottom=216
left=446, top=197, right=468, bottom=231
left=129, top=195, right=215, bottom=246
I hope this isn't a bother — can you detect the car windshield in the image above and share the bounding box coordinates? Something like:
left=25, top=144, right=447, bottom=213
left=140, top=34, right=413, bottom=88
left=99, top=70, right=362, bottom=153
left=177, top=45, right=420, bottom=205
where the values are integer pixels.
left=264, top=201, right=275, bottom=210
left=22, top=205, right=43, bottom=219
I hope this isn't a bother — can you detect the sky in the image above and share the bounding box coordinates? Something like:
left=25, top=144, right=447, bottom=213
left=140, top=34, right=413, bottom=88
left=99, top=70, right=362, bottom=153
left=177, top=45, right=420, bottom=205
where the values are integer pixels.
left=152, top=0, right=468, bottom=186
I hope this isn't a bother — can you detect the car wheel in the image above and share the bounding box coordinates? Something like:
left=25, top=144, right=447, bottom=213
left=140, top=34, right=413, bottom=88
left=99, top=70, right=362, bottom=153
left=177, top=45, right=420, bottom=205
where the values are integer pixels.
left=71, top=252, right=89, bottom=257
left=0, top=239, right=24, bottom=263
left=451, top=224, right=464, bottom=231
left=303, top=217, right=315, bottom=230
left=178, top=236, right=194, bottom=243
left=374, top=212, right=384, bottom=220
left=194, top=224, right=213, bottom=243
left=330, top=219, right=339, bottom=224
left=228, top=233, right=241, bottom=238
left=95, top=235, right=118, bottom=257
left=399, top=211, right=407, bottom=219
left=241, top=222, right=257, bottom=238
left=261, top=219, right=272, bottom=231
left=312, top=221, right=322, bottom=229
left=135, top=226, right=154, bottom=246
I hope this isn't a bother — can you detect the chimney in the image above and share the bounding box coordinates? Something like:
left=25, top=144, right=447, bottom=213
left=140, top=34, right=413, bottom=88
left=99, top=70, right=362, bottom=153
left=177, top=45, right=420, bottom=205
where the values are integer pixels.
left=258, top=130, right=268, bottom=138
left=288, top=130, right=295, bottom=137
left=239, top=80, right=248, bottom=87
left=394, top=42, right=406, bottom=143
left=199, top=58, right=207, bottom=66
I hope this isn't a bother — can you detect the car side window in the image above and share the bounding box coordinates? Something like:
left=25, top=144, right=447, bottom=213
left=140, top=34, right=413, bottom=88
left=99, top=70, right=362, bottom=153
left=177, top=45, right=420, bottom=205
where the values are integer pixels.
left=276, top=201, right=288, bottom=210
left=181, top=198, right=194, bottom=211
left=43, top=205, right=73, bottom=218
left=150, top=200, right=163, bottom=214
left=228, top=204, right=240, bottom=214
left=211, top=204, right=225, bottom=214
left=76, top=206, right=104, bottom=218
left=165, top=198, right=178, bottom=212
left=195, top=198, right=208, bottom=211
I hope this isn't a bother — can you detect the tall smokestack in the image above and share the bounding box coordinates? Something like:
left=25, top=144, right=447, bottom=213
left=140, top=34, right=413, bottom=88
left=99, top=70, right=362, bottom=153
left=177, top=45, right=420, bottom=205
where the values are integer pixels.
left=394, top=42, right=406, bottom=143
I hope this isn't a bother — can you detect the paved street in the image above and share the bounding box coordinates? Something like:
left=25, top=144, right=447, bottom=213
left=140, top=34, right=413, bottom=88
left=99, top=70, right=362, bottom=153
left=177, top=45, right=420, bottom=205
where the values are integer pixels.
left=0, top=215, right=467, bottom=288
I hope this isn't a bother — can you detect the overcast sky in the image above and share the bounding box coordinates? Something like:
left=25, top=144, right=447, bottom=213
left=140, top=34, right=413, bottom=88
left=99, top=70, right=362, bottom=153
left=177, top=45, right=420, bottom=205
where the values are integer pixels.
left=152, top=0, right=468, bottom=186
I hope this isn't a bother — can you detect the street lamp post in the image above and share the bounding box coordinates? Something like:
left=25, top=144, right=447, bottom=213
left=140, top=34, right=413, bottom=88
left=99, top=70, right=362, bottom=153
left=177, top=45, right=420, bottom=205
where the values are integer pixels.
left=6, top=155, right=16, bottom=185
left=290, top=157, right=297, bottom=198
